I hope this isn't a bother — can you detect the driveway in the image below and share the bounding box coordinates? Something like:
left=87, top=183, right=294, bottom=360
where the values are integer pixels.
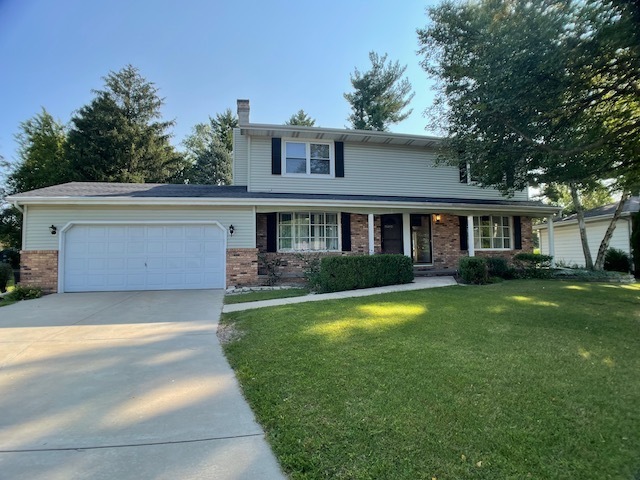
left=0, top=290, right=285, bottom=480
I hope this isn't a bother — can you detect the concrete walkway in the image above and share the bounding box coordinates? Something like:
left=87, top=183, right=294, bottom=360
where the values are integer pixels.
left=223, top=276, right=458, bottom=313
left=0, top=290, right=284, bottom=480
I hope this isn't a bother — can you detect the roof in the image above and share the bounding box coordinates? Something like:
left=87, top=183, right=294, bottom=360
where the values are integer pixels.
left=239, top=123, right=442, bottom=148
left=534, top=196, right=639, bottom=229
left=7, top=182, right=558, bottom=216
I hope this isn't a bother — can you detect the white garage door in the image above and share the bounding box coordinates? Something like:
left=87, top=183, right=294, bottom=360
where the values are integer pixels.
left=63, top=224, right=225, bottom=292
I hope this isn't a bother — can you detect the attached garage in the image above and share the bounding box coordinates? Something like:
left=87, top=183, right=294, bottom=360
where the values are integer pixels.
left=61, top=222, right=226, bottom=292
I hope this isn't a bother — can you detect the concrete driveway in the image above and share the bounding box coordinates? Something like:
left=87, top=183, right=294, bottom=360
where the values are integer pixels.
left=0, top=290, right=285, bottom=480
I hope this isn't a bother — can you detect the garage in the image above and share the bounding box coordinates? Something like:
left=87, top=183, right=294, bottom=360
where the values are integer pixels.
left=62, top=222, right=226, bottom=292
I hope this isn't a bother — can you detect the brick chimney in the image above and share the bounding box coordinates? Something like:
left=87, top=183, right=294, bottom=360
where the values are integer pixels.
left=237, top=99, right=250, bottom=125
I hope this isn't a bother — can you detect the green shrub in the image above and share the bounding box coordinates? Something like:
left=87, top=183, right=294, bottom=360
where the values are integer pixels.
left=6, top=285, right=43, bottom=301
left=316, top=254, right=413, bottom=293
left=604, top=248, right=631, bottom=273
left=631, top=211, right=640, bottom=278
left=0, top=249, right=20, bottom=269
left=458, top=257, right=489, bottom=284
left=257, top=253, right=283, bottom=286
left=0, top=262, right=12, bottom=293
left=513, top=252, right=553, bottom=279
left=486, top=257, right=510, bottom=279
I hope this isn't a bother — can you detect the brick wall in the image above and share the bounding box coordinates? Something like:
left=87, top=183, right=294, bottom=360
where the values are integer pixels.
left=431, top=214, right=465, bottom=270
left=20, top=250, right=58, bottom=293
left=226, top=248, right=259, bottom=287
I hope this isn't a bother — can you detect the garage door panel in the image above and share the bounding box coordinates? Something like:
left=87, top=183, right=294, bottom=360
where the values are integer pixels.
left=64, top=224, right=225, bottom=292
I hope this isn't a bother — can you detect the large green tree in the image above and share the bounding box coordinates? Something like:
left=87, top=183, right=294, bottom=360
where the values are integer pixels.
left=344, top=52, right=414, bottom=131
left=67, top=65, right=187, bottom=183
left=182, top=109, right=238, bottom=185
left=419, top=0, right=640, bottom=269
left=285, top=110, right=316, bottom=126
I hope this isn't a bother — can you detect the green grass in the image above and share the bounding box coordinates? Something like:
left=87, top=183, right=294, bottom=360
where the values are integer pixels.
left=222, top=280, right=640, bottom=479
left=224, top=288, right=308, bottom=304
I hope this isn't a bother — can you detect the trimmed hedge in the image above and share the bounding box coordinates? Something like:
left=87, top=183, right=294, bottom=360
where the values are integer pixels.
left=458, top=257, right=489, bottom=284
left=315, top=254, right=414, bottom=293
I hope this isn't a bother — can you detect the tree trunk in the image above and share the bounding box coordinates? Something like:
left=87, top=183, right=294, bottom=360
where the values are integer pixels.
left=570, top=183, right=594, bottom=270
left=594, top=191, right=629, bottom=270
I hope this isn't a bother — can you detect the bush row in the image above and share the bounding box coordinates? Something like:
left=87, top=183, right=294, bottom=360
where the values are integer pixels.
left=310, top=254, right=414, bottom=293
left=458, top=253, right=554, bottom=284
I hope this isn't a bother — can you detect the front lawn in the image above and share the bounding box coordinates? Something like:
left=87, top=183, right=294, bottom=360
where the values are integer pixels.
left=224, top=288, right=308, bottom=304
left=222, top=280, right=640, bottom=479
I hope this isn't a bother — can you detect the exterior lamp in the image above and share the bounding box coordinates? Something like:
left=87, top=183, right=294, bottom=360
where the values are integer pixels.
left=49, top=225, right=57, bottom=235
left=228, top=225, right=235, bottom=236
left=433, top=214, right=442, bottom=225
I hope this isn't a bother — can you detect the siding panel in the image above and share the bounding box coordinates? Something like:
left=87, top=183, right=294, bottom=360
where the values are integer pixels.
left=233, top=128, right=248, bottom=186
left=247, top=136, right=528, bottom=201
left=25, top=205, right=255, bottom=250
left=538, top=218, right=631, bottom=266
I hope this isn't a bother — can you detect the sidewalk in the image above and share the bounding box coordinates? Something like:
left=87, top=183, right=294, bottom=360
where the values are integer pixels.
left=222, top=276, right=458, bottom=313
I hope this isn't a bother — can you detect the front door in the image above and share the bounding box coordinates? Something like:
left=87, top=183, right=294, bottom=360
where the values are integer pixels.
left=411, top=214, right=432, bottom=264
left=381, top=214, right=404, bottom=254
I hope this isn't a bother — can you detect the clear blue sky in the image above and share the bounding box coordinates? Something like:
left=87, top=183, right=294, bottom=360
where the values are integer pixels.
left=0, top=0, right=439, bottom=165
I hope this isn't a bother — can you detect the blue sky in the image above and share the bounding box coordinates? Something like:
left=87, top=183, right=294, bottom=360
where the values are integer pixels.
left=0, top=0, right=440, bottom=164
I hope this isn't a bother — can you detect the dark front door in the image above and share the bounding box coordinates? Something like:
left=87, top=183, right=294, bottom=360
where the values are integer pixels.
left=381, top=214, right=404, bottom=254
left=411, top=214, right=432, bottom=264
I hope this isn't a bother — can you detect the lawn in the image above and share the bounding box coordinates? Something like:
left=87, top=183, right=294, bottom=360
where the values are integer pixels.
left=224, top=288, right=308, bottom=304
left=222, top=280, right=640, bottom=479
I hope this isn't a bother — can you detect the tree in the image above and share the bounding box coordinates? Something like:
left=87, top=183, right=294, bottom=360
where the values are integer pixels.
left=6, top=109, right=70, bottom=194
left=419, top=0, right=640, bottom=269
left=182, top=116, right=233, bottom=185
left=344, top=52, right=414, bottom=131
left=67, top=65, right=187, bottom=183
left=543, top=183, right=613, bottom=216
left=210, top=108, right=238, bottom=152
left=285, top=110, right=316, bottom=126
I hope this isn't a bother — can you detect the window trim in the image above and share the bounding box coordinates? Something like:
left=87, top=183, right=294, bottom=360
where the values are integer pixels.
left=277, top=211, right=342, bottom=252
left=281, top=139, right=335, bottom=178
left=473, top=215, right=513, bottom=251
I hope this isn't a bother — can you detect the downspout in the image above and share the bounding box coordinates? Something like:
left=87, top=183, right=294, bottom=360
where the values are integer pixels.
left=12, top=201, right=24, bottom=214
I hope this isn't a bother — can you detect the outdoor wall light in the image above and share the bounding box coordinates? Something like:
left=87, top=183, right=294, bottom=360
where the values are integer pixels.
left=228, top=224, right=235, bottom=236
left=49, top=225, right=57, bottom=235
left=433, top=214, right=442, bottom=224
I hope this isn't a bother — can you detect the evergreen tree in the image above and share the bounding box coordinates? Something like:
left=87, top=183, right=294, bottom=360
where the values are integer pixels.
left=183, top=117, right=233, bottom=185
left=67, top=65, right=187, bottom=183
left=285, top=110, right=316, bottom=126
left=344, top=52, right=414, bottom=131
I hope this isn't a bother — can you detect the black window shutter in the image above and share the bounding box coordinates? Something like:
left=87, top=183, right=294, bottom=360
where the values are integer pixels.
left=271, top=138, right=282, bottom=175
left=459, top=216, right=468, bottom=250
left=335, top=142, right=344, bottom=177
left=514, top=216, right=522, bottom=250
left=459, top=163, right=468, bottom=183
left=266, top=213, right=277, bottom=252
left=341, top=213, right=351, bottom=251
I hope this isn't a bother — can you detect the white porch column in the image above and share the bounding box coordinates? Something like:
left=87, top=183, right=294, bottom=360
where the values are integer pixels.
left=368, top=214, right=375, bottom=255
left=402, top=213, right=411, bottom=258
left=467, top=215, right=475, bottom=256
left=547, top=215, right=555, bottom=267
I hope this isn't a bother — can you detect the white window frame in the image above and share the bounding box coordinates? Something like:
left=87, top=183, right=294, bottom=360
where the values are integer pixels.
left=473, top=215, right=513, bottom=250
left=277, top=211, right=341, bottom=252
left=281, top=139, right=335, bottom=178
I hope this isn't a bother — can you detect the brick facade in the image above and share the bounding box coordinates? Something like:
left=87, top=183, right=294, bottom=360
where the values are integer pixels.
left=20, top=250, right=58, bottom=293
left=226, top=248, right=259, bottom=287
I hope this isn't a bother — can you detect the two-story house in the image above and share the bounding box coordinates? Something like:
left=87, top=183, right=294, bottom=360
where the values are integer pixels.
left=8, top=100, right=559, bottom=293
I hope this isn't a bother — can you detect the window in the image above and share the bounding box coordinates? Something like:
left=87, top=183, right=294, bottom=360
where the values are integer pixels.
left=460, top=162, right=479, bottom=183
left=278, top=212, right=339, bottom=251
left=473, top=215, right=511, bottom=249
left=283, top=141, right=333, bottom=176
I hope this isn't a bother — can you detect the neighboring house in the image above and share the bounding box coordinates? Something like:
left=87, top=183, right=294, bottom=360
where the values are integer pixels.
left=534, top=197, right=639, bottom=267
left=7, top=100, right=558, bottom=293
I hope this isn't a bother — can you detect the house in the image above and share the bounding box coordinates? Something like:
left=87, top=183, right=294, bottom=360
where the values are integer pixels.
left=7, top=99, right=559, bottom=293
left=534, top=197, right=639, bottom=267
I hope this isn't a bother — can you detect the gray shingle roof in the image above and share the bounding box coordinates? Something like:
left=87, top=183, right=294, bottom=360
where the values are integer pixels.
left=8, top=182, right=549, bottom=208
left=552, top=197, right=640, bottom=224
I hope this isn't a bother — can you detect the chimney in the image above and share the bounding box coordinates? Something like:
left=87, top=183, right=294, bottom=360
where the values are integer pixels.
left=237, top=99, right=250, bottom=126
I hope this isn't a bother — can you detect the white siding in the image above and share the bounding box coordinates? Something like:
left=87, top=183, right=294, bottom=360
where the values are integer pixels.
left=233, top=128, right=248, bottom=186
left=539, top=218, right=632, bottom=267
left=25, top=205, right=255, bottom=250
left=247, top=136, right=528, bottom=201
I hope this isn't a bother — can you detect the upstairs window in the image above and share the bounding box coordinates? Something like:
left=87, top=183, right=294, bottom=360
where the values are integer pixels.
left=283, top=141, right=334, bottom=176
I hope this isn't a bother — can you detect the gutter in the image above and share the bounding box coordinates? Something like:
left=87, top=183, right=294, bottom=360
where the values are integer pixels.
left=11, top=200, right=24, bottom=213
